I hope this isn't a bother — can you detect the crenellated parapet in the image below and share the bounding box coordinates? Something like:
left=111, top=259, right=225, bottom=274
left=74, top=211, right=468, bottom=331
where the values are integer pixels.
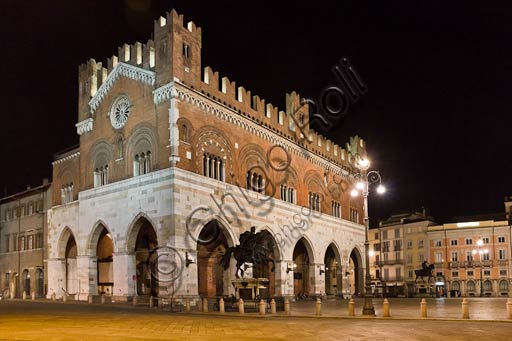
left=75, top=8, right=365, bottom=171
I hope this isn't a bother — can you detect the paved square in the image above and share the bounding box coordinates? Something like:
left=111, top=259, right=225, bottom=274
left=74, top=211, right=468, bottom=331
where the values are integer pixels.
left=0, top=299, right=511, bottom=340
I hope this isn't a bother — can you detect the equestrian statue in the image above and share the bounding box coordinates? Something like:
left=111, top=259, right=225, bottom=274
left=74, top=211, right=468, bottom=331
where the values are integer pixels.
left=220, top=226, right=275, bottom=278
left=415, top=260, right=435, bottom=283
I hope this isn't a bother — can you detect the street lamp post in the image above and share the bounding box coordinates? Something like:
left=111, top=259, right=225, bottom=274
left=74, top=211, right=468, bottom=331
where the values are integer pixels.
left=472, top=239, right=488, bottom=297
left=351, top=156, right=385, bottom=316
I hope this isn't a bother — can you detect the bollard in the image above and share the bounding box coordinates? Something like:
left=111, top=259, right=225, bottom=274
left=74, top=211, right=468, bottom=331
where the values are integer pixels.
left=420, top=298, right=427, bottom=318
left=219, top=298, right=225, bottom=313
left=149, top=296, right=154, bottom=308
left=185, top=300, right=190, bottom=312
left=22, top=291, right=26, bottom=300
left=132, top=296, right=137, bottom=306
left=315, top=298, right=322, bottom=316
left=462, top=298, right=469, bottom=319
left=507, top=298, right=512, bottom=320
left=203, top=298, right=208, bottom=312
left=239, top=299, right=245, bottom=314
left=383, top=298, right=390, bottom=317
left=270, top=299, right=276, bottom=314
left=284, top=298, right=290, bottom=315
left=51, top=293, right=56, bottom=301
left=31, top=292, right=36, bottom=301
left=348, top=298, right=355, bottom=316
left=259, top=299, right=266, bottom=315
left=63, top=294, right=67, bottom=303
left=88, top=295, right=93, bottom=304
left=101, top=295, right=105, bottom=304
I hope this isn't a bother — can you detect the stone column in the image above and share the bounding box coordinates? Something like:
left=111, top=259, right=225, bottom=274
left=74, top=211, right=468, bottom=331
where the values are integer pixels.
left=76, top=255, right=97, bottom=301
left=312, top=263, right=325, bottom=296
left=46, top=258, right=66, bottom=299
left=113, top=252, right=137, bottom=298
left=280, top=261, right=294, bottom=297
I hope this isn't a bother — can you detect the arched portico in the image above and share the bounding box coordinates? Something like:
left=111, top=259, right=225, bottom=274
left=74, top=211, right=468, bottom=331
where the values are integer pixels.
left=324, top=243, right=342, bottom=296
left=87, top=223, right=114, bottom=296
left=127, top=216, right=159, bottom=297
left=349, top=248, right=364, bottom=296
left=196, top=219, right=236, bottom=297
left=292, top=237, right=315, bottom=296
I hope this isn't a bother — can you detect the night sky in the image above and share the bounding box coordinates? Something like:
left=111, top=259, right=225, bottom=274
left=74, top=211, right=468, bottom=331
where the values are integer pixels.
left=1, top=1, right=511, bottom=225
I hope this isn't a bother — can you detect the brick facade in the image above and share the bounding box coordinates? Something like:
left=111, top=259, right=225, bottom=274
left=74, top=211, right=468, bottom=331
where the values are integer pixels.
left=46, top=9, right=367, bottom=302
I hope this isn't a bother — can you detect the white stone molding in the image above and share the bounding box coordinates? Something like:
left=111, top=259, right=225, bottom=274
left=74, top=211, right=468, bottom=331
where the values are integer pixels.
left=89, top=63, right=155, bottom=113
left=52, top=151, right=80, bottom=165
left=154, top=82, right=352, bottom=179
left=75, top=118, right=94, bottom=135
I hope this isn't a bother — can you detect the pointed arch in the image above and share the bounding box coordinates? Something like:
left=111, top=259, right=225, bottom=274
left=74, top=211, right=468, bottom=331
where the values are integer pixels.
left=349, top=247, right=364, bottom=296
left=56, top=227, right=78, bottom=259
left=292, top=236, right=316, bottom=296
left=126, top=212, right=158, bottom=251
left=324, top=242, right=342, bottom=296
left=294, top=235, right=316, bottom=263
left=87, top=220, right=115, bottom=255
left=190, top=213, right=237, bottom=248
left=196, top=218, right=236, bottom=297
left=258, top=226, right=284, bottom=262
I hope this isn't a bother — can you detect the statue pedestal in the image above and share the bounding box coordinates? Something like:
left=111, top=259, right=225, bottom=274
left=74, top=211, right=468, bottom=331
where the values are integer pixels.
left=232, top=278, right=270, bottom=300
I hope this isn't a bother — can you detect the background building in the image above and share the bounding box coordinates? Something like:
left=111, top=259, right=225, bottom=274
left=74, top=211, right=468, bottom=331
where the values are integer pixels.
left=369, top=209, right=435, bottom=297
left=0, top=180, right=51, bottom=298
left=370, top=202, right=512, bottom=298
left=428, top=218, right=511, bottom=297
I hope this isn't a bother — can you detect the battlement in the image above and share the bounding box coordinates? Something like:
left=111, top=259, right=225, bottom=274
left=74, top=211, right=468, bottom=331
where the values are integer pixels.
left=76, top=9, right=365, bottom=170
left=192, top=65, right=365, bottom=170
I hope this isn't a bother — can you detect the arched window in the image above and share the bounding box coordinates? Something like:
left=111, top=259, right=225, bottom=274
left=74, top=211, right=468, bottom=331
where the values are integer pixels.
left=246, top=171, right=264, bottom=193
left=94, top=165, right=109, bottom=187
left=280, top=184, right=295, bottom=204
left=117, top=139, right=123, bottom=159
left=61, top=183, right=74, bottom=204
left=203, top=153, right=224, bottom=181
left=331, top=201, right=341, bottom=218
left=467, top=281, right=475, bottom=292
left=133, top=151, right=152, bottom=176
left=309, top=192, right=320, bottom=211
left=451, top=281, right=460, bottom=291
left=499, top=280, right=509, bottom=292
left=180, top=124, right=189, bottom=143
left=483, top=280, right=492, bottom=291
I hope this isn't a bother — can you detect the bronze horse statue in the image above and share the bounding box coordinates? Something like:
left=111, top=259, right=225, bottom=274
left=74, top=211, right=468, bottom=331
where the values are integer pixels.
left=220, top=227, right=275, bottom=278
left=415, top=263, right=435, bottom=283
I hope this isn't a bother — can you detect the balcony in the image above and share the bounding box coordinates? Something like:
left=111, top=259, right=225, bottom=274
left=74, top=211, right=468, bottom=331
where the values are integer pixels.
left=498, top=260, right=509, bottom=266
left=449, top=261, right=460, bottom=269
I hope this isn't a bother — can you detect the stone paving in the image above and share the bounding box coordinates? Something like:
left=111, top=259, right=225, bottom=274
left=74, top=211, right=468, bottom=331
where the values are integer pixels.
left=0, top=298, right=511, bottom=340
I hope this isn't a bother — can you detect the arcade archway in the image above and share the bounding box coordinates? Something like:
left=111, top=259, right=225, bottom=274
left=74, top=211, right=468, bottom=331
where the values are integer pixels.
left=95, top=227, right=114, bottom=295
left=349, top=248, right=364, bottom=296
left=251, top=230, right=279, bottom=297
left=293, top=238, right=314, bottom=296
left=324, top=244, right=342, bottom=296
left=36, top=269, right=44, bottom=297
left=22, top=270, right=30, bottom=296
left=196, top=220, right=233, bottom=297
left=65, top=235, right=78, bottom=294
left=132, top=218, right=159, bottom=296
